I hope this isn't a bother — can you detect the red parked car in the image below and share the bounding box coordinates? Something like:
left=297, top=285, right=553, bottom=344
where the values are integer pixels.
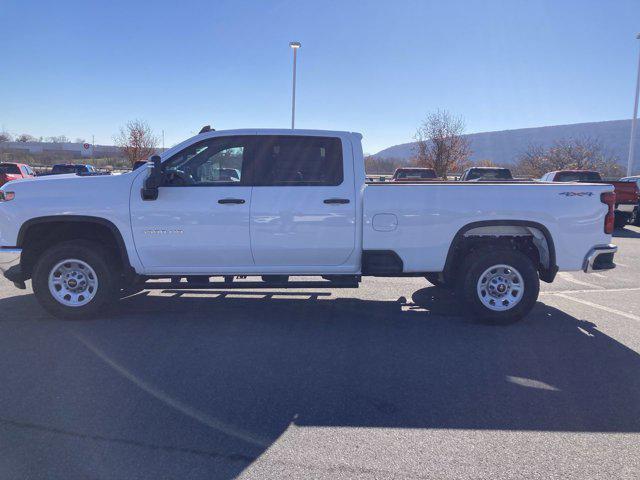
left=0, top=162, right=36, bottom=187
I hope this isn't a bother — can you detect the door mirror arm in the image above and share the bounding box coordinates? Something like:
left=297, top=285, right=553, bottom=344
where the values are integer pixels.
left=141, top=155, right=162, bottom=201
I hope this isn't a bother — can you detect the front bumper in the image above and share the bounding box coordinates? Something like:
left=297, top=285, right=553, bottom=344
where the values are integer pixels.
left=583, top=244, right=617, bottom=273
left=0, top=247, right=25, bottom=289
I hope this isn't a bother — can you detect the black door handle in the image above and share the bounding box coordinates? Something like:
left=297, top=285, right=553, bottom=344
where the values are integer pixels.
left=218, top=198, right=245, bottom=204
left=323, top=198, right=350, bottom=204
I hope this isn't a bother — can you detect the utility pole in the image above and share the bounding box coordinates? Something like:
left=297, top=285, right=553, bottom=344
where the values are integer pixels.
left=289, top=42, right=301, bottom=129
left=627, top=33, right=640, bottom=176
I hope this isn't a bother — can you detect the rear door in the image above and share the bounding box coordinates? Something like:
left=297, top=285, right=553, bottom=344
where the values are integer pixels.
left=249, top=135, right=356, bottom=267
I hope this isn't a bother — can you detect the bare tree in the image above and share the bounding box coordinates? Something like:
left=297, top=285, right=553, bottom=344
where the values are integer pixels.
left=0, top=131, right=12, bottom=143
left=74, top=138, right=87, bottom=144
left=515, top=138, right=623, bottom=178
left=114, top=120, right=158, bottom=166
left=414, top=110, right=471, bottom=178
left=364, top=156, right=407, bottom=174
left=474, top=159, right=498, bottom=167
left=16, top=133, right=36, bottom=142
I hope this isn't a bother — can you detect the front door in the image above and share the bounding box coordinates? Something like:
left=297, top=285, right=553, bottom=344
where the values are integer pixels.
left=130, top=135, right=254, bottom=273
left=249, top=135, right=357, bottom=267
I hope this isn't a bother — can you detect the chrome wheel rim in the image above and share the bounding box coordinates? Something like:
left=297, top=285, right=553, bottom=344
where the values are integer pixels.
left=48, top=259, right=99, bottom=307
left=476, top=264, right=524, bottom=312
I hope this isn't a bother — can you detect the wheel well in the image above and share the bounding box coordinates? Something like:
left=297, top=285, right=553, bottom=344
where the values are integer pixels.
left=443, top=222, right=558, bottom=284
left=18, top=218, right=129, bottom=279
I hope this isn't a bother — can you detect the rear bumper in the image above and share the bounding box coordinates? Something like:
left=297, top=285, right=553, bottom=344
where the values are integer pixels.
left=0, top=247, right=25, bottom=288
left=583, top=244, right=617, bottom=273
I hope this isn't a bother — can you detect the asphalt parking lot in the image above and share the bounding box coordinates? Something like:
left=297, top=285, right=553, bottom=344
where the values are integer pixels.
left=1, top=226, right=640, bottom=480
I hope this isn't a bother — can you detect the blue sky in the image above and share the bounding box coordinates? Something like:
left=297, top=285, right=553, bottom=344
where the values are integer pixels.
left=1, top=0, right=638, bottom=153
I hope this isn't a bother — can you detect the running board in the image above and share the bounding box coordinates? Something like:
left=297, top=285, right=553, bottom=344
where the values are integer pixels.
left=143, top=279, right=360, bottom=290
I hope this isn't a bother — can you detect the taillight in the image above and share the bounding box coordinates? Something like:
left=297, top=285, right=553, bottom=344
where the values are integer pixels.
left=601, top=191, right=616, bottom=234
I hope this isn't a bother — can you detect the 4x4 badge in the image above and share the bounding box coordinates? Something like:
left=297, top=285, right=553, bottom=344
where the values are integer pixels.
left=559, top=192, right=594, bottom=197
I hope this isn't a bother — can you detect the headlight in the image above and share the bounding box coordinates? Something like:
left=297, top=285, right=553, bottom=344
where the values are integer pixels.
left=0, top=191, right=15, bottom=202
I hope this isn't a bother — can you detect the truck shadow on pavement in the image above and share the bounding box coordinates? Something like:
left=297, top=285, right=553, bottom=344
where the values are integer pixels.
left=108, top=287, right=640, bottom=433
left=613, top=226, right=640, bottom=238
left=3, top=287, right=640, bottom=478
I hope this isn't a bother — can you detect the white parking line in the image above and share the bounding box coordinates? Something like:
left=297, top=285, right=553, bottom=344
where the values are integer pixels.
left=553, top=293, right=640, bottom=322
left=71, top=332, right=268, bottom=448
left=557, top=272, right=605, bottom=290
left=541, top=286, right=640, bottom=295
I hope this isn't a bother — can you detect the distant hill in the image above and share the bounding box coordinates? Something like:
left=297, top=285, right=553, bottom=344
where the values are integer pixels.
left=374, top=119, right=637, bottom=168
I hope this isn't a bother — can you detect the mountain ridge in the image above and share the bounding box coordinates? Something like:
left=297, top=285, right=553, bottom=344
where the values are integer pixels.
left=373, top=119, right=637, bottom=167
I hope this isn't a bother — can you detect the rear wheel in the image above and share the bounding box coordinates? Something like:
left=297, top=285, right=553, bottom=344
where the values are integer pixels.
left=458, top=248, right=539, bottom=324
left=32, top=240, right=118, bottom=319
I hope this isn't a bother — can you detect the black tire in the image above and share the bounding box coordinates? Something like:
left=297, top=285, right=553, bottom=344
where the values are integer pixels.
left=424, top=273, right=451, bottom=289
left=633, top=207, right=640, bottom=227
left=457, top=247, right=539, bottom=325
left=32, top=240, right=119, bottom=319
left=614, top=212, right=628, bottom=229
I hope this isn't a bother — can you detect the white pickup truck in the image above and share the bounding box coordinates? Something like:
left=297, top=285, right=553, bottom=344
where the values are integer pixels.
left=0, top=129, right=618, bottom=323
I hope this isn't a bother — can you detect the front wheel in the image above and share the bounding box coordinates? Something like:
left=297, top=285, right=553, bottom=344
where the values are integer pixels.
left=32, top=240, right=119, bottom=319
left=458, top=248, right=539, bottom=324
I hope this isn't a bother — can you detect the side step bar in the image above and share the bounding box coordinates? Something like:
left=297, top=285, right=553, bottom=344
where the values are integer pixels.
left=143, top=277, right=361, bottom=290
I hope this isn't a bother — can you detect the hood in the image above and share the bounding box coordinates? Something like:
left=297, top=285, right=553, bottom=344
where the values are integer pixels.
left=1, top=171, right=132, bottom=195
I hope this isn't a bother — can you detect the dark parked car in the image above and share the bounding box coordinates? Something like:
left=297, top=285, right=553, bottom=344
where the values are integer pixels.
left=460, top=167, right=513, bottom=181
left=391, top=167, right=437, bottom=181
left=50, top=164, right=97, bottom=175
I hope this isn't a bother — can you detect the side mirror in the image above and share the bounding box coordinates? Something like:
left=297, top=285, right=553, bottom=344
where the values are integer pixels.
left=141, top=155, right=162, bottom=201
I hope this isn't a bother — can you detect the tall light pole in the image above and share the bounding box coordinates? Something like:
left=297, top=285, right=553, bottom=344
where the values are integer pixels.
left=627, top=33, right=640, bottom=176
left=289, top=41, right=301, bottom=129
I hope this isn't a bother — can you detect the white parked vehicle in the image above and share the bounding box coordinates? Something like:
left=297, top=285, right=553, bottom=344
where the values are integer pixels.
left=0, top=129, right=618, bottom=323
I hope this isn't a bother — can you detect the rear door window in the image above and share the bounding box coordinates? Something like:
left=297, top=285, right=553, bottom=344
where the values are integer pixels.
left=251, top=136, right=343, bottom=186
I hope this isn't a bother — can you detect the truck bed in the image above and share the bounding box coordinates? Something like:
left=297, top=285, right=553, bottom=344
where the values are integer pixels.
left=362, top=181, right=612, bottom=273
